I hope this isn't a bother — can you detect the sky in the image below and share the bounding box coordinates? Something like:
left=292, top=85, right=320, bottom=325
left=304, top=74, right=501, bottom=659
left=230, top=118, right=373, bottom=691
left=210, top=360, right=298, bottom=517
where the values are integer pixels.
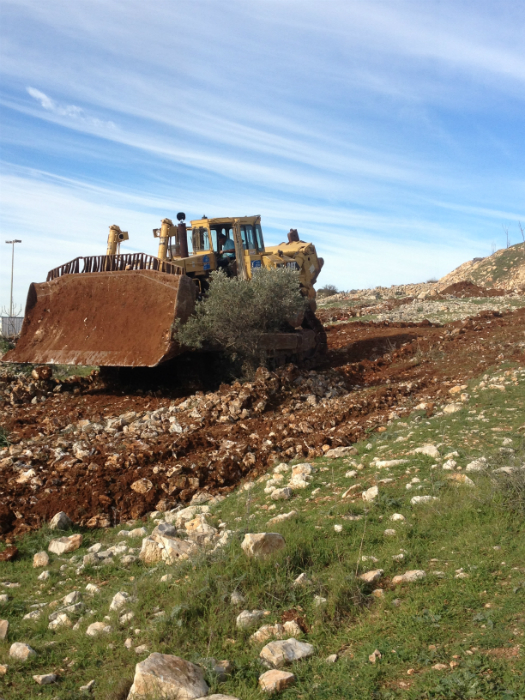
left=1, top=0, right=524, bottom=310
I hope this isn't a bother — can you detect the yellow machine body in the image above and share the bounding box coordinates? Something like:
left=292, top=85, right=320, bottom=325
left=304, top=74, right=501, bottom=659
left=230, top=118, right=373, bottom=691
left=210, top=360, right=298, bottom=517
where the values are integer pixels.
left=5, top=215, right=325, bottom=367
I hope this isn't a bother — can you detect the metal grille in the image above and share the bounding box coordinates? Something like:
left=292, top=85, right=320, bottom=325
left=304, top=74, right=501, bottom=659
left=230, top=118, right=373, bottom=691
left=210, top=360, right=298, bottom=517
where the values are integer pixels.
left=1, top=316, right=23, bottom=337
left=46, top=253, right=183, bottom=282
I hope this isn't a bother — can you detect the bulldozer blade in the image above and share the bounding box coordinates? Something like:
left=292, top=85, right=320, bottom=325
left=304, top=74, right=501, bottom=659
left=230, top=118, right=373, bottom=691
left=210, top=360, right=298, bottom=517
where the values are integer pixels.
left=4, top=270, right=197, bottom=367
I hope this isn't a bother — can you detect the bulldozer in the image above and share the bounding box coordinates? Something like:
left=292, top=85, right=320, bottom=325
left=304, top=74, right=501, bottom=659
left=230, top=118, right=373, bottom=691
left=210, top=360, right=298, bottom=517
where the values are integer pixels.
left=5, top=214, right=326, bottom=368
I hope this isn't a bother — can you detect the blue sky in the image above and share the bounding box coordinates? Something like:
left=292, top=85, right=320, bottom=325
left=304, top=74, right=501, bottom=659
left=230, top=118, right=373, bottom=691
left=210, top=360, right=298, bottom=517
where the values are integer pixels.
left=1, top=0, right=524, bottom=309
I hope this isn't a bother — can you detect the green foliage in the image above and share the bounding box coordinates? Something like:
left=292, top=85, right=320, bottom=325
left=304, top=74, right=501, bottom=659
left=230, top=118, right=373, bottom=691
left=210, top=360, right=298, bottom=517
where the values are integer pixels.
left=317, top=283, right=339, bottom=298
left=0, top=336, right=14, bottom=354
left=0, top=425, right=9, bottom=447
left=175, top=268, right=306, bottom=372
left=2, top=365, right=525, bottom=698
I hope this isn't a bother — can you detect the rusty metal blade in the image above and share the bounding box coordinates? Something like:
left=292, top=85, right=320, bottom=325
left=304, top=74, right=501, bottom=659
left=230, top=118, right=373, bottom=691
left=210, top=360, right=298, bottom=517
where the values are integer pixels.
left=4, top=270, right=196, bottom=367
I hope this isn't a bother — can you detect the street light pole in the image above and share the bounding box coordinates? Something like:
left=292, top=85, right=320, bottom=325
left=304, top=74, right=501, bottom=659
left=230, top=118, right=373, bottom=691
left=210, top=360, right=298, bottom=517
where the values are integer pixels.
left=5, top=240, right=22, bottom=317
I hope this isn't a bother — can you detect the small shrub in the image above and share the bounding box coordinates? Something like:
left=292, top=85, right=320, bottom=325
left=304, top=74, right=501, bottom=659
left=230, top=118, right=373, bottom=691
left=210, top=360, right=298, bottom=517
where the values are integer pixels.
left=175, top=268, right=307, bottom=373
left=317, top=284, right=339, bottom=298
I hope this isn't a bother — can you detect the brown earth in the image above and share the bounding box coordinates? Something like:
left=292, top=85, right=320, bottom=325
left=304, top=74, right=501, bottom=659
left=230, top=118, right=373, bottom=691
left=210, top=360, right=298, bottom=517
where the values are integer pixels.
left=439, top=281, right=507, bottom=298
left=1, top=307, right=524, bottom=539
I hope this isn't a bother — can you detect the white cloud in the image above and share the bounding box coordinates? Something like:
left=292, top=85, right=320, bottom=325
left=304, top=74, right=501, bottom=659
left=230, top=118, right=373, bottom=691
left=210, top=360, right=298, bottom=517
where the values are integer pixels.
left=26, top=86, right=116, bottom=130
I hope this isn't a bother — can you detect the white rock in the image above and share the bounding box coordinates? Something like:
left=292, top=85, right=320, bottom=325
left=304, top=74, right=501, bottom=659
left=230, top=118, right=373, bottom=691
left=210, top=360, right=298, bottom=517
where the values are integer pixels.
left=85, top=584, right=100, bottom=594
left=127, top=652, right=209, bottom=699
left=410, top=495, right=438, bottom=505
left=49, top=512, right=73, bottom=530
left=345, top=470, right=357, bottom=478
left=384, top=529, right=396, bottom=537
left=443, top=403, right=463, bottom=415
left=63, top=591, right=81, bottom=605
left=324, top=446, right=357, bottom=459
left=37, top=570, right=50, bottom=581
left=448, top=473, right=475, bottom=487
left=130, top=478, right=153, bottom=494
left=23, top=610, right=43, bottom=621
left=466, top=457, right=487, bottom=472
left=390, top=513, right=405, bottom=522
left=164, top=505, right=210, bottom=528
left=139, top=535, right=196, bottom=565
left=33, top=551, right=49, bottom=568
left=86, top=622, right=112, bottom=637
left=0, top=619, right=8, bottom=640
left=392, top=553, right=405, bottom=561
left=79, top=679, right=95, bottom=692
left=291, top=463, right=315, bottom=478
left=287, top=476, right=310, bottom=489
left=230, top=591, right=245, bottom=606
left=292, top=573, right=312, bottom=588
left=442, top=459, right=457, bottom=470
left=260, top=638, right=315, bottom=668
left=362, top=486, right=378, bottom=502
left=259, top=669, right=295, bottom=693
left=33, top=673, right=57, bottom=685
left=334, top=524, right=343, bottom=533
left=9, top=642, right=36, bottom=661
left=128, top=527, right=148, bottom=538
left=374, top=459, right=407, bottom=468
left=313, top=595, right=327, bottom=606
left=267, top=511, right=297, bottom=526
left=271, top=487, right=293, bottom=501
left=49, top=613, right=72, bottom=630
left=110, top=592, right=131, bottom=612
left=413, top=445, right=440, bottom=458
left=359, top=569, right=384, bottom=584
left=48, top=534, right=82, bottom=555
left=241, top=533, right=285, bottom=558
left=325, top=654, right=338, bottom=663
left=236, top=610, right=270, bottom=629
left=392, top=570, right=426, bottom=584
left=273, top=463, right=290, bottom=474
left=250, top=623, right=285, bottom=644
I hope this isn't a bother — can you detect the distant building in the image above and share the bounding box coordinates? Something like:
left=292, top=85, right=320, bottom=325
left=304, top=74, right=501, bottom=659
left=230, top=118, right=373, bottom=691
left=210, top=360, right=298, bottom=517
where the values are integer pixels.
left=1, top=316, right=23, bottom=337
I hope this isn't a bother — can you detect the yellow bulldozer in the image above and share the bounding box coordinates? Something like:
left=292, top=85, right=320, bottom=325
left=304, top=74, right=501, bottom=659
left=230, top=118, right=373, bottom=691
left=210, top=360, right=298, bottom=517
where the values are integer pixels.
left=5, top=214, right=326, bottom=368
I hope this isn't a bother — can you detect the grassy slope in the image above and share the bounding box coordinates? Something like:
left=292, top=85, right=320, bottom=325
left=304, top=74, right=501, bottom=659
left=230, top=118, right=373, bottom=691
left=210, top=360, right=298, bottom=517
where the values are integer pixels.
left=1, top=365, right=525, bottom=699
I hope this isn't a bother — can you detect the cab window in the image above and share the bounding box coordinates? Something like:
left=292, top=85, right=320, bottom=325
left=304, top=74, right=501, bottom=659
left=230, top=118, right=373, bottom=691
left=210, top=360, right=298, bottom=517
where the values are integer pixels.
left=190, top=226, right=210, bottom=252
left=210, top=225, right=234, bottom=252
left=240, top=224, right=264, bottom=251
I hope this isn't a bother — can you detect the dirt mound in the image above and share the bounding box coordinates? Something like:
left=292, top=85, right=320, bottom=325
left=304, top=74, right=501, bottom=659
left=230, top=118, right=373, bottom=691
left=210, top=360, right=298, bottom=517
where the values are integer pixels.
left=440, top=281, right=506, bottom=298
left=438, top=242, right=525, bottom=291
left=1, top=307, right=524, bottom=539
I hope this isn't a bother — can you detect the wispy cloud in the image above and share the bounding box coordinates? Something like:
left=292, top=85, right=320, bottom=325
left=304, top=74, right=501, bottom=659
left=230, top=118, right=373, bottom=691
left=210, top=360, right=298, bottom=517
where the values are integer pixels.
left=26, top=87, right=116, bottom=130
left=0, top=0, right=524, bottom=306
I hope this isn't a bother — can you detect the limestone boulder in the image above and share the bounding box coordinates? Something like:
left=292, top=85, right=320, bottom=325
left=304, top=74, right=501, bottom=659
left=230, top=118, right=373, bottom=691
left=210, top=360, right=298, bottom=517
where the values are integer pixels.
left=139, top=535, right=196, bottom=565
left=260, top=638, right=315, bottom=668
left=33, top=551, right=49, bottom=568
left=9, top=642, right=36, bottom=661
left=241, top=533, right=285, bottom=558
left=49, top=512, right=72, bottom=530
left=127, top=653, right=208, bottom=699
left=259, top=669, right=295, bottom=693
left=48, top=534, right=82, bottom=555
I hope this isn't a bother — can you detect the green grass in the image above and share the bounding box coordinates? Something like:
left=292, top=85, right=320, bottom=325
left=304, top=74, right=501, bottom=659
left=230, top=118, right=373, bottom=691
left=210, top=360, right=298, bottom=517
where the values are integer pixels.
left=1, top=365, right=525, bottom=698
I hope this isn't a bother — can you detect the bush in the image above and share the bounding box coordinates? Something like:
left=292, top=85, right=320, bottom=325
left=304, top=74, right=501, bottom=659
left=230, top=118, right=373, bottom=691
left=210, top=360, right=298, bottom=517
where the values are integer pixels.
left=175, top=268, right=307, bottom=373
left=317, top=284, right=339, bottom=298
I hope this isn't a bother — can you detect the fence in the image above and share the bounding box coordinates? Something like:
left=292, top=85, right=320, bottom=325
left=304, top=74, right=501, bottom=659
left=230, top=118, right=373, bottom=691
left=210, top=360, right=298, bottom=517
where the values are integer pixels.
left=1, top=316, right=23, bottom=338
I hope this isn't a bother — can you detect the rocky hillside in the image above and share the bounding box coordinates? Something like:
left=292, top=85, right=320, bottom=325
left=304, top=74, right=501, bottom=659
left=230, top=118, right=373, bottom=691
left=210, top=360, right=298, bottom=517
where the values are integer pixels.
left=438, top=242, right=525, bottom=291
